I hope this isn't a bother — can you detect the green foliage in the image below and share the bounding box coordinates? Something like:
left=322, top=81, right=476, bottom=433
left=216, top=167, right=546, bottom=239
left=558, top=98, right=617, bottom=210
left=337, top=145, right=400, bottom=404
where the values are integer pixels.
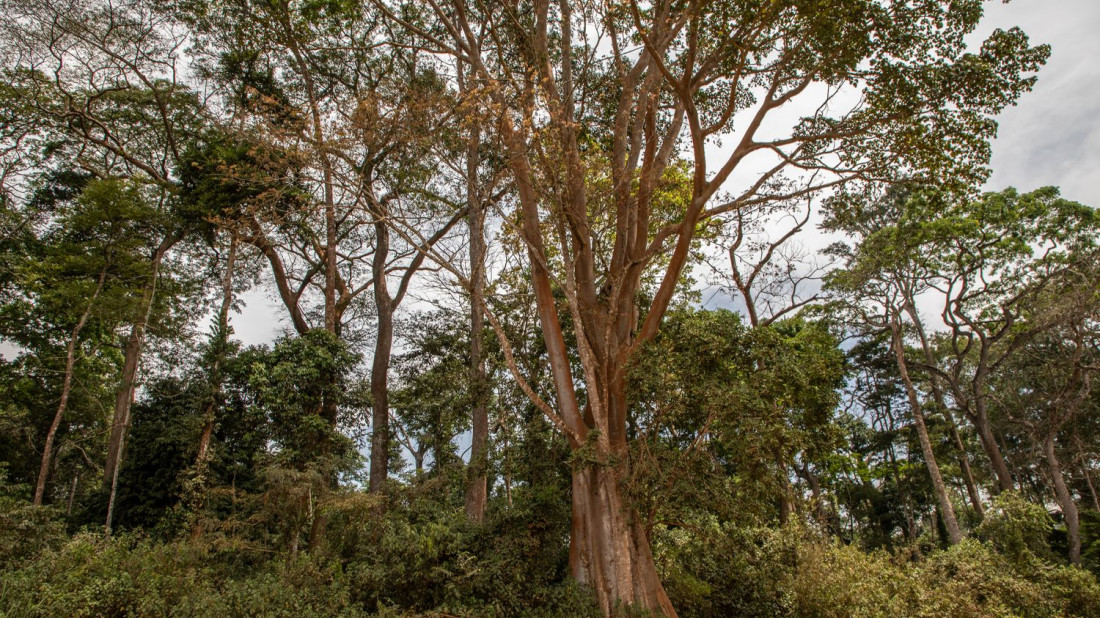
left=0, top=469, right=65, bottom=570
left=249, top=329, right=360, bottom=469
left=628, top=309, right=845, bottom=524
left=976, top=491, right=1057, bottom=565
left=656, top=522, right=800, bottom=616
left=0, top=534, right=366, bottom=617
left=657, top=524, right=1100, bottom=618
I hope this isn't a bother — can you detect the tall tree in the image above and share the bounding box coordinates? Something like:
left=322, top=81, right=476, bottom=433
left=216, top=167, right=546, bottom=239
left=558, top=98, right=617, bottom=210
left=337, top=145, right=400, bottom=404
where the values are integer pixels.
left=380, top=0, right=1047, bottom=612
left=990, top=246, right=1100, bottom=565
left=824, top=192, right=963, bottom=544
left=18, top=179, right=162, bottom=504
left=0, top=0, right=207, bottom=497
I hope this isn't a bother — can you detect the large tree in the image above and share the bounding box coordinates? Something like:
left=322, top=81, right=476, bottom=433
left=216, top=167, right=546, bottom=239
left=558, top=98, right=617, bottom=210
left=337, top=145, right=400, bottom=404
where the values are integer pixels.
left=377, top=0, right=1048, bottom=613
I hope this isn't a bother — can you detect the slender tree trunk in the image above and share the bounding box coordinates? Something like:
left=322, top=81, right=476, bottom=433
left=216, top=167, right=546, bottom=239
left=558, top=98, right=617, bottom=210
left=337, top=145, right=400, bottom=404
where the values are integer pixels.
left=105, top=413, right=125, bottom=535
left=106, top=243, right=173, bottom=534
left=104, top=238, right=172, bottom=485
left=196, top=235, right=238, bottom=466
left=906, top=304, right=984, bottom=516
left=798, top=463, right=829, bottom=527
left=946, top=417, right=983, bottom=516
left=103, top=326, right=144, bottom=484
left=776, top=456, right=793, bottom=525
left=1082, top=462, right=1100, bottom=513
left=368, top=299, right=393, bottom=493
left=368, top=219, right=393, bottom=493
left=66, top=474, right=78, bottom=516
left=34, top=266, right=108, bottom=506
left=887, top=442, right=917, bottom=541
left=891, top=317, right=961, bottom=544
left=1043, top=435, right=1081, bottom=565
left=1074, top=436, right=1100, bottom=512
left=464, top=123, right=489, bottom=522
left=972, top=405, right=1015, bottom=493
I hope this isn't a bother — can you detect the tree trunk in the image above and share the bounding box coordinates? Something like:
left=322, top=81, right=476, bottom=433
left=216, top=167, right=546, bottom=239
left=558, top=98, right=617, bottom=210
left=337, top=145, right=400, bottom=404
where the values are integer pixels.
left=972, top=407, right=1015, bottom=494
left=368, top=218, right=394, bottom=493
left=103, top=325, right=144, bottom=485
left=891, top=317, right=962, bottom=544
left=368, top=303, right=393, bottom=493
left=776, top=457, right=793, bottom=525
left=798, top=463, right=830, bottom=528
left=34, top=266, right=108, bottom=506
left=1081, top=461, right=1100, bottom=513
left=887, top=441, right=917, bottom=541
left=104, top=238, right=172, bottom=485
left=66, top=474, right=78, bottom=516
left=570, top=463, right=677, bottom=617
left=1043, top=435, right=1081, bottom=565
left=946, top=416, right=984, bottom=517
left=464, top=124, right=489, bottom=522
left=196, top=235, right=238, bottom=466
left=905, top=304, right=984, bottom=517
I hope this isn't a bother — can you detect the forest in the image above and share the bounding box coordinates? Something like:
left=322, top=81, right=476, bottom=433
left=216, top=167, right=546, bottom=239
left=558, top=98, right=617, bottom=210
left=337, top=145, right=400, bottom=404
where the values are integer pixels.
left=0, top=0, right=1098, bottom=616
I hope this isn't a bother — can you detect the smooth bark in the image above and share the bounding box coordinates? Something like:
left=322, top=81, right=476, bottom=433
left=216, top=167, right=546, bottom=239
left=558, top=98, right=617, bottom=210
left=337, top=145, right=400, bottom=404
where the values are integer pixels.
left=571, top=465, right=677, bottom=618
left=1043, top=435, right=1081, bottom=564
left=104, top=235, right=174, bottom=486
left=33, top=266, right=108, bottom=506
left=891, top=316, right=962, bottom=544
left=464, top=123, right=489, bottom=522
left=905, top=303, right=984, bottom=517
left=368, top=217, right=393, bottom=494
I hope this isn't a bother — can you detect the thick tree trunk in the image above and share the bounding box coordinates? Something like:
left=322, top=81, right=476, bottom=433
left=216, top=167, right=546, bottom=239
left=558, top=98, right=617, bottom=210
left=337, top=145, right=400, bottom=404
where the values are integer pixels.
left=34, top=267, right=107, bottom=506
left=465, top=128, right=489, bottom=522
left=570, top=463, right=677, bottom=618
left=495, top=91, right=681, bottom=617
left=891, top=318, right=961, bottom=544
left=1043, top=435, right=1081, bottom=565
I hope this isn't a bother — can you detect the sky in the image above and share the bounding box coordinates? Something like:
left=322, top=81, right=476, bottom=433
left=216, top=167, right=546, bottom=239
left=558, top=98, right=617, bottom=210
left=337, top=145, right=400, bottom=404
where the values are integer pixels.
left=979, top=0, right=1100, bottom=207
left=226, top=0, right=1100, bottom=348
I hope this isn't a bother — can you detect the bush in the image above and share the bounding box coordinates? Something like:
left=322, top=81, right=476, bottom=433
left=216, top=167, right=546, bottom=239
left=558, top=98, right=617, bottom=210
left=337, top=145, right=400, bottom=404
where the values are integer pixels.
left=0, top=474, right=66, bottom=570
left=656, top=521, right=1100, bottom=618
left=0, top=534, right=365, bottom=618
left=976, top=491, right=1056, bottom=564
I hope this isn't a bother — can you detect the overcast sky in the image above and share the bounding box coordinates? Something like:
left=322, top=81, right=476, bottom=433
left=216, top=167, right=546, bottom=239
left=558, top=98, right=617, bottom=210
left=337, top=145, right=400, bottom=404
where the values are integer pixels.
left=230, top=0, right=1100, bottom=347
left=980, top=0, right=1100, bottom=206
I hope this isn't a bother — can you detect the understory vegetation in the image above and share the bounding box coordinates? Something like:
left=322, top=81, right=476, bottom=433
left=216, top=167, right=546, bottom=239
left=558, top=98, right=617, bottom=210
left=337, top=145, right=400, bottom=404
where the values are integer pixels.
left=3, top=488, right=1099, bottom=616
